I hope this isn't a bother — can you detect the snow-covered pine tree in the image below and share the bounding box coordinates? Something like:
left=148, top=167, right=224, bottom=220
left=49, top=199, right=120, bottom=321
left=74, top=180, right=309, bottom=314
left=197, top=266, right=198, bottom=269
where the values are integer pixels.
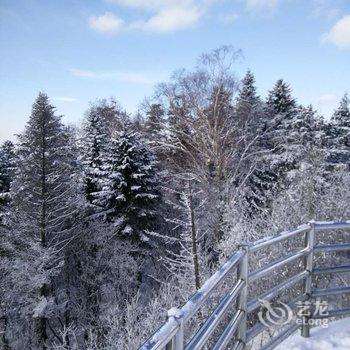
left=265, top=79, right=297, bottom=156
left=144, top=103, right=165, bottom=141
left=286, top=105, right=327, bottom=219
left=266, top=79, right=297, bottom=116
left=90, top=98, right=130, bottom=135
left=242, top=79, right=298, bottom=215
left=331, top=93, right=350, bottom=129
left=80, top=107, right=110, bottom=206
left=327, top=93, right=350, bottom=170
left=263, top=79, right=298, bottom=191
left=0, top=141, right=15, bottom=350
left=289, top=105, right=325, bottom=161
left=143, top=103, right=169, bottom=163
left=96, top=127, right=159, bottom=242
left=0, top=140, right=15, bottom=224
left=9, top=93, right=79, bottom=349
left=235, top=72, right=271, bottom=215
left=235, top=70, right=262, bottom=132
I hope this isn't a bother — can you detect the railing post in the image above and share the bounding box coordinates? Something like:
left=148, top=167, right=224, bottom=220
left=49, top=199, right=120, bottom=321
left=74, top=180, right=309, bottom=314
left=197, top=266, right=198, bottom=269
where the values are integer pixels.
left=237, top=244, right=249, bottom=348
left=301, top=220, right=315, bottom=338
left=167, top=308, right=184, bottom=350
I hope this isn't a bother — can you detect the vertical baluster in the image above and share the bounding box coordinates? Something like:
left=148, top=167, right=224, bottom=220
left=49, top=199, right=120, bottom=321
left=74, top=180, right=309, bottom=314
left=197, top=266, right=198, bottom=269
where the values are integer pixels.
left=167, top=308, right=184, bottom=350
left=237, top=245, right=249, bottom=348
left=301, top=220, right=315, bottom=337
left=165, top=340, right=173, bottom=350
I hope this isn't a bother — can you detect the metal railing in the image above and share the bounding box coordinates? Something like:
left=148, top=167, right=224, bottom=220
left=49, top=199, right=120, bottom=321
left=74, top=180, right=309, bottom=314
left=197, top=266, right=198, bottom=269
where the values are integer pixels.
left=140, top=220, right=350, bottom=350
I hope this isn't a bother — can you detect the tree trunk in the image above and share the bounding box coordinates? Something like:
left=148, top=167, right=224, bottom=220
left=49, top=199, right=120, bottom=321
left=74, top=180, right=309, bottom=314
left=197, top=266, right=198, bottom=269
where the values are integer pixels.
left=37, top=316, right=47, bottom=350
left=1, top=315, right=10, bottom=350
left=188, top=180, right=201, bottom=290
left=38, top=122, right=48, bottom=350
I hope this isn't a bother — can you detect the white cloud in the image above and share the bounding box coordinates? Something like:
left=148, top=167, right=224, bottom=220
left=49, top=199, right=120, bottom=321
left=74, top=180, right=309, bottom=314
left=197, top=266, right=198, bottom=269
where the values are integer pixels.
left=246, top=0, right=278, bottom=12
left=96, top=0, right=207, bottom=33
left=52, top=97, right=77, bottom=102
left=323, top=15, right=350, bottom=48
left=89, top=12, right=124, bottom=33
left=312, top=0, right=339, bottom=20
left=70, top=68, right=163, bottom=84
left=133, top=6, right=202, bottom=32
left=105, top=0, right=176, bottom=11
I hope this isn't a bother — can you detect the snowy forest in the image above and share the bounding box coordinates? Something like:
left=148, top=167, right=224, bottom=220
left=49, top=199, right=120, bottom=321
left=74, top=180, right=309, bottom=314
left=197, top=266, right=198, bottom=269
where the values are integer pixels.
left=0, top=47, right=349, bottom=349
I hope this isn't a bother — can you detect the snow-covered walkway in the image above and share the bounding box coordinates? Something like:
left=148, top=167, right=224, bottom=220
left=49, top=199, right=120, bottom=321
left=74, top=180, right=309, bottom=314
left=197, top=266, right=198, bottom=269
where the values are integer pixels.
left=276, top=318, right=350, bottom=349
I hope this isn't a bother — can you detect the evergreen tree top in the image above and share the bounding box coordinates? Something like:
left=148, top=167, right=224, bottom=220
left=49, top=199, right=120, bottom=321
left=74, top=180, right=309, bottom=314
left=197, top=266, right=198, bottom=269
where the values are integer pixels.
left=11, top=92, right=79, bottom=244
left=332, top=93, right=350, bottom=128
left=240, top=71, right=257, bottom=97
left=266, top=79, right=297, bottom=116
left=291, top=105, right=325, bottom=146
left=19, top=92, right=66, bottom=146
left=95, top=126, right=159, bottom=241
left=31, top=92, right=58, bottom=121
left=145, top=103, right=165, bottom=136
left=85, top=98, right=130, bottom=135
left=0, top=140, right=15, bottom=193
left=82, top=107, right=109, bottom=145
left=237, top=70, right=260, bottom=106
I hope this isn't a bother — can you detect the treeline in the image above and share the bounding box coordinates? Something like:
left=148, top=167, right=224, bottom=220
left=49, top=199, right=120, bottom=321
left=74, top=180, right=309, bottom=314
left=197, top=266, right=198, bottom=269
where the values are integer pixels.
left=0, top=47, right=349, bottom=349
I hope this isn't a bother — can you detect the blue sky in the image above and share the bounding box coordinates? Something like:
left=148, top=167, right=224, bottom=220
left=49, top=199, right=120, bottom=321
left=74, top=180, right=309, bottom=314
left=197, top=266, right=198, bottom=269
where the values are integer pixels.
left=0, top=0, right=349, bottom=142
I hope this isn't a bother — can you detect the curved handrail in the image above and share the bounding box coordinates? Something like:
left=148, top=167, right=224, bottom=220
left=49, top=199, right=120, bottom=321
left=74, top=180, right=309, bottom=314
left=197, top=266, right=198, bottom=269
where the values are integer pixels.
left=140, top=220, right=350, bottom=350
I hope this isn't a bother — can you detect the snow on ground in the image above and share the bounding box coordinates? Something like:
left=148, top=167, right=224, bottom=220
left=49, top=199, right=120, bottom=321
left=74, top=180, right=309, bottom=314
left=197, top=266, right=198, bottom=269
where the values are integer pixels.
left=276, top=318, right=350, bottom=350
